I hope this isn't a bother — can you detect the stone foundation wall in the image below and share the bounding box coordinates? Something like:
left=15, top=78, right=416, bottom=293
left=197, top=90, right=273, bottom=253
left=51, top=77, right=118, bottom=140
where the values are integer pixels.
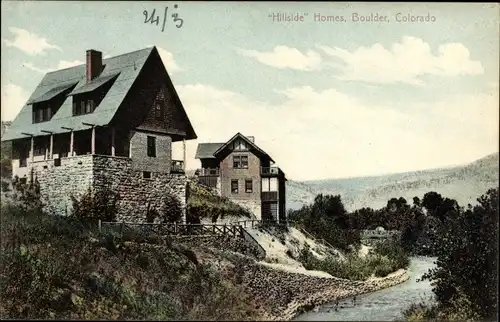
left=36, top=155, right=94, bottom=216
left=33, top=155, right=187, bottom=222
left=93, top=155, right=187, bottom=223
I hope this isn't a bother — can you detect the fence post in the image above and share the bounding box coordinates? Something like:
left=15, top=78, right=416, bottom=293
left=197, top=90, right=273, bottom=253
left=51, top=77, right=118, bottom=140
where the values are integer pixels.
left=98, top=219, right=101, bottom=232
left=174, top=221, right=178, bottom=234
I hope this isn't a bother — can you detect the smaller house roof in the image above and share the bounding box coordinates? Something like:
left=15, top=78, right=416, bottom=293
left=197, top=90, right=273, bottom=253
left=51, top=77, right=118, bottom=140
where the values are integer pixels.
left=213, top=132, right=275, bottom=163
left=195, top=143, right=224, bottom=159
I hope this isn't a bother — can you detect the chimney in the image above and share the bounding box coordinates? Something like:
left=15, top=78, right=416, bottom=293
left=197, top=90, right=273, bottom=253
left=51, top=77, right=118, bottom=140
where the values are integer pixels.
left=247, top=136, right=255, bottom=143
left=86, top=49, right=103, bottom=82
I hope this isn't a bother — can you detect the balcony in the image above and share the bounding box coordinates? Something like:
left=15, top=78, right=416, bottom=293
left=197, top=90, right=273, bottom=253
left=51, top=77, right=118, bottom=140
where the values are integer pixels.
left=261, top=166, right=280, bottom=176
left=261, top=191, right=278, bottom=201
left=171, top=160, right=185, bottom=174
left=196, top=168, right=220, bottom=176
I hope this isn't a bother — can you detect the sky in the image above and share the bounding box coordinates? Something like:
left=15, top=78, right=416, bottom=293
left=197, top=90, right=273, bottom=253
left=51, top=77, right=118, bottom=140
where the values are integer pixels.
left=1, top=1, right=499, bottom=181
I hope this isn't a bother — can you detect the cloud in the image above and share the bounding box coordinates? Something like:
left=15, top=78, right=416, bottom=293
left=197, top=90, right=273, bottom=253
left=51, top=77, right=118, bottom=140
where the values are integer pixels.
left=237, top=46, right=322, bottom=71
left=3, top=27, right=62, bottom=55
left=156, top=46, right=182, bottom=73
left=1, top=84, right=28, bottom=121
left=22, top=60, right=84, bottom=73
left=318, top=36, right=484, bottom=85
left=176, top=83, right=498, bottom=180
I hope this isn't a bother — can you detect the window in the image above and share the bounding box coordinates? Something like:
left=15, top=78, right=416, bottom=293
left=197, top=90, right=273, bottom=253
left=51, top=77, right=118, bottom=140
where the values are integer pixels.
left=233, top=155, right=240, bottom=168
left=231, top=179, right=239, bottom=194
left=154, top=101, right=163, bottom=120
left=269, top=178, right=278, bottom=191
left=32, top=104, right=51, bottom=123
left=262, top=178, right=270, bottom=192
left=233, top=155, right=248, bottom=168
left=143, top=171, right=152, bottom=179
left=245, top=179, right=253, bottom=193
left=241, top=155, right=248, bottom=168
left=147, top=136, right=156, bottom=157
left=233, top=139, right=247, bottom=151
left=261, top=177, right=278, bottom=192
left=85, top=100, right=95, bottom=113
left=73, top=96, right=97, bottom=116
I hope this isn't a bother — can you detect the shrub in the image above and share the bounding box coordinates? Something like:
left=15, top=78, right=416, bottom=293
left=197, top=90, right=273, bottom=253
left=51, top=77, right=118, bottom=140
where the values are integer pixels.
left=10, top=171, right=43, bottom=212
left=70, top=183, right=120, bottom=224
left=161, top=193, right=183, bottom=223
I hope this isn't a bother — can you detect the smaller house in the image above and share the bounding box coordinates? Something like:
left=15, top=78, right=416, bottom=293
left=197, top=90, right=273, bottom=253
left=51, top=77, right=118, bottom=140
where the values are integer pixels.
left=195, top=133, right=287, bottom=223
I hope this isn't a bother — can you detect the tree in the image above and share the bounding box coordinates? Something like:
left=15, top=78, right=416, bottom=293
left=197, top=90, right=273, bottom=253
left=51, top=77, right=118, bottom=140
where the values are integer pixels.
left=420, top=187, right=499, bottom=320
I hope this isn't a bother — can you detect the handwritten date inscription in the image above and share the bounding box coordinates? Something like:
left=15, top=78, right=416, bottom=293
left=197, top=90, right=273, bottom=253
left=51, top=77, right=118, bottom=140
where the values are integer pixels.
left=143, top=4, right=183, bottom=32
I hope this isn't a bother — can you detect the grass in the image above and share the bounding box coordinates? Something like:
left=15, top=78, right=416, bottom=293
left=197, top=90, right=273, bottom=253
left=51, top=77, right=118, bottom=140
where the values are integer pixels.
left=298, top=238, right=410, bottom=280
left=187, top=182, right=252, bottom=222
left=0, top=204, right=258, bottom=320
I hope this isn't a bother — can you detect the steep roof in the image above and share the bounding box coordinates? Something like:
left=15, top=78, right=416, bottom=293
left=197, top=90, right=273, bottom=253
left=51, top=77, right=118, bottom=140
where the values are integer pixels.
left=214, top=132, right=274, bottom=163
left=2, top=46, right=195, bottom=142
left=196, top=133, right=275, bottom=163
left=195, top=143, right=225, bottom=159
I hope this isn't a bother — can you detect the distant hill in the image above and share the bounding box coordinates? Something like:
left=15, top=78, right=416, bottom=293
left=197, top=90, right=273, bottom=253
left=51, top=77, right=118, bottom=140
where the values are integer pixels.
left=287, top=152, right=499, bottom=211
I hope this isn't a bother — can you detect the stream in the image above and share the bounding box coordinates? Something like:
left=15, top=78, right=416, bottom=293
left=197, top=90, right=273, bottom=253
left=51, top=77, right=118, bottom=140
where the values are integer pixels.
left=295, top=256, right=437, bottom=321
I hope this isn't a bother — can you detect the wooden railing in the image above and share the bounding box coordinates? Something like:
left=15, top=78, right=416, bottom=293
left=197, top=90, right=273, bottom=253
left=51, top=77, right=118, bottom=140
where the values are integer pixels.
left=196, top=168, right=220, bottom=176
left=261, top=166, right=280, bottom=175
left=99, top=221, right=244, bottom=238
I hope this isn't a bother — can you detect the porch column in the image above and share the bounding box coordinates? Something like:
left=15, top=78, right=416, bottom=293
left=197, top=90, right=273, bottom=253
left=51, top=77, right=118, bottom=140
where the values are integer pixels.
left=49, top=134, right=54, bottom=159
left=182, top=138, right=186, bottom=171
left=91, top=126, right=96, bottom=154
left=62, top=127, right=74, bottom=156
left=111, top=127, right=116, bottom=156
left=30, top=136, right=34, bottom=163
left=70, top=131, right=74, bottom=156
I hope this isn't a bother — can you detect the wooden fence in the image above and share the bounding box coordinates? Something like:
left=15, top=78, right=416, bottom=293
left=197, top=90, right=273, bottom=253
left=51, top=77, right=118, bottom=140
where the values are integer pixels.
left=99, top=221, right=244, bottom=238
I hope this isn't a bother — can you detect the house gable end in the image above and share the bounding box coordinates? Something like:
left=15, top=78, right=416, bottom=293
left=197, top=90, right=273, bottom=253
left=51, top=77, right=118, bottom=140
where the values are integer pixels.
left=114, top=47, right=197, bottom=142
left=214, top=133, right=274, bottom=164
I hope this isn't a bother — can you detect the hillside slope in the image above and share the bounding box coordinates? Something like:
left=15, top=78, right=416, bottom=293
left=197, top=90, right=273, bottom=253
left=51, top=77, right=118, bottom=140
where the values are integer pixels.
left=287, top=152, right=499, bottom=211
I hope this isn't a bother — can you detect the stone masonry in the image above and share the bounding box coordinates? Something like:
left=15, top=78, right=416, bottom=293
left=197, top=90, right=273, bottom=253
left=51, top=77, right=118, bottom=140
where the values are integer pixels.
left=34, top=154, right=187, bottom=222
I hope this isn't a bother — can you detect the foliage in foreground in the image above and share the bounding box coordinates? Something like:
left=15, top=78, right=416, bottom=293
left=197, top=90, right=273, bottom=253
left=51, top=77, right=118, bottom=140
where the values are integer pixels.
left=0, top=205, right=258, bottom=320
left=415, top=187, right=499, bottom=321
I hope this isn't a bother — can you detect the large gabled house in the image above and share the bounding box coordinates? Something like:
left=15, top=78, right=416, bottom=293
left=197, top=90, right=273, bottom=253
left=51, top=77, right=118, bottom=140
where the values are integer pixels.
left=1, top=46, right=197, bottom=222
left=195, top=133, right=287, bottom=223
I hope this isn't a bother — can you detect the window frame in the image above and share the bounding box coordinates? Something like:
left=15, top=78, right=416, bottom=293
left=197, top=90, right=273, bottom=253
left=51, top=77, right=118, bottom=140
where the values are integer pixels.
left=245, top=179, right=253, bottom=193
left=231, top=179, right=239, bottom=194
left=147, top=136, right=157, bottom=158
left=233, top=155, right=241, bottom=168
left=154, top=101, right=163, bottom=121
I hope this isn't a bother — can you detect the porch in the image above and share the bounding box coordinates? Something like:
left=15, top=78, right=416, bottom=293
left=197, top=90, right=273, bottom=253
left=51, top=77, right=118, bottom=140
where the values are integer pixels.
left=12, top=124, right=186, bottom=178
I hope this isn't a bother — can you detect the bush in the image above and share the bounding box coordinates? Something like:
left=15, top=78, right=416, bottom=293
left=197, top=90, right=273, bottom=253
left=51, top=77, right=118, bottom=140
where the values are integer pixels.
left=70, top=183, right=120, bottom=223
left=297, top=241, right=409, bottom=280
left=10, top=171, right=43, bottom=212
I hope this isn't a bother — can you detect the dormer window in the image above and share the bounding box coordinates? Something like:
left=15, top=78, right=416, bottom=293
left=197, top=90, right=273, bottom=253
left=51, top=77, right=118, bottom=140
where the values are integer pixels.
left=28, top=82, right=78, bottom=124
left=32, top=102, right=52, bottom=123
left=154, top=100, right=163, bottom=121
left=73, top=94, right=96, bottom=116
